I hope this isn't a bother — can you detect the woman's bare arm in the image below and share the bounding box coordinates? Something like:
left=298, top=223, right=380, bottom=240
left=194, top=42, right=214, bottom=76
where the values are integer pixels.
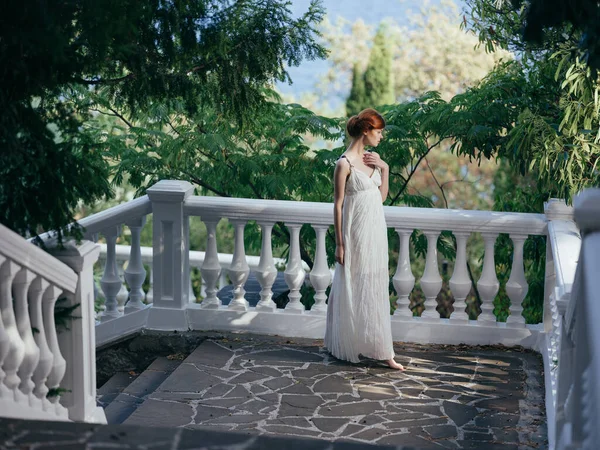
left=333, top=159, right=350, bottom=264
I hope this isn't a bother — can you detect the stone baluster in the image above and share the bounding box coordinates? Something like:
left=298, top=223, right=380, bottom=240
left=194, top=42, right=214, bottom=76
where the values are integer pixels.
left=477, top=232, right=500, bottom=323
left=506, top=234, right=528, bottom=326
left=99, top=225, right=123, bottom=321
left=392, top=229, right=414, bottom=317
left=449, top=232, right=472, bottom=321
left=200, top=217, right=222, bottom=309
left=309, top=225, right=331, bottom=313
left=228, top=220, right=250, bottom=311
left=116, top=262, right=129, bottom=313
left=284, top=223, right=306, bottom=313
left=255, top=222, right=278, bottom=312
left=28, top=277, right=53, bottom=410
left=0, top=257, right=18, bottom=400
left=124, top=217, right=147, bottom=313
left=1, top=259, right=27, bottom=404
left=145, top=266, right=154, bottom=304
left=43, top=285, right=67, bottom=416
left=13, top=268, right=39, bottom=406
left=420, top=231, right=442, bottom=319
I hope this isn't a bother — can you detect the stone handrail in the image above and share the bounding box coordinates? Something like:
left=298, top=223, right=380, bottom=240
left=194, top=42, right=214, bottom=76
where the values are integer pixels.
left=78, top=196, right=152, bottom=240
left=185, top=195, right=548, bottom=235
left=0, top=223, right=105, bottom=424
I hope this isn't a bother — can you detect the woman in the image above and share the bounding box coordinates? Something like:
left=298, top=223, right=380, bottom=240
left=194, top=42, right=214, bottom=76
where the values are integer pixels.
left=324, top=108, right=404, bottom=370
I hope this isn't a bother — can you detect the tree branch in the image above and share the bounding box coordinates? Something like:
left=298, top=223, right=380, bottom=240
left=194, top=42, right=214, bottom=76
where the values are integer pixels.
left=183, top=171, right=231, bottom=197
left=425, top=157, right=448, bottom=208
left=388, top=138, right=443, bottom=206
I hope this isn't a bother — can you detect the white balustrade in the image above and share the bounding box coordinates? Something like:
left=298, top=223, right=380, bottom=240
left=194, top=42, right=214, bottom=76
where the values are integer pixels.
left=3, top=263, right=27, bottom=403
left=420, top=231, right=442, bottom=319
left=0, top=257, right=19, bottom=401
left=506, top=234, right=528, bottom=326
left=284, top=223, right=306, bottom=313
left=124, top=217, right=147, bottom=312
left=43, top=285, right=67, bottom=416
left=477, top=232, right=500, bottom=323
left=13, top=268, right=39, bottom=406
left=116, top=263, right=129, bottom=313
left=448, top=232, right=471, bottom=321
left=255, top=222, right=278, bottom=312
left=29, top=277, right=52, bottom=410
left=99, top=226, right=123, bottom=321
left=392, top=229, right=414, bottom=317
left=228, top=220, right=250, bottom=311
left=309, top=225, right=331, bottom=313
left=0, top=223, right=100, bottom=422
left=200, top=218, right=222, bottom=309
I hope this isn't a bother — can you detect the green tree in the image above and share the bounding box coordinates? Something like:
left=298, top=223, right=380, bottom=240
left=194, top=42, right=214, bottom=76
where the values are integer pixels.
left=0, top=0, right=327, bottom=241
left=461, top=0, right=600, bottom=203
left=363, top=25, right=395, bottom=108
left=345, top=63, right=368, bottom=116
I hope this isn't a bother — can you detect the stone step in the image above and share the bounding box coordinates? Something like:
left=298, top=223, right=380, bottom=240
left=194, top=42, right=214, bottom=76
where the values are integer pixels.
left=104, top=356, right=182, bottom=424
left=97, top=371, right=138, bottom=409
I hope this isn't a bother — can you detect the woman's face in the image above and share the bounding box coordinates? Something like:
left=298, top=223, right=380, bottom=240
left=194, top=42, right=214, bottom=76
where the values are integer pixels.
left=363, top=128, right=384, bottom=147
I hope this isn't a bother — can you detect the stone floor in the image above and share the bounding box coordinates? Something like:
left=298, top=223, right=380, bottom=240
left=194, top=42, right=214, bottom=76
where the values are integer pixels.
left=119, top=334, right=548, bottom=450
left=0, top=417, right=416, bottom=449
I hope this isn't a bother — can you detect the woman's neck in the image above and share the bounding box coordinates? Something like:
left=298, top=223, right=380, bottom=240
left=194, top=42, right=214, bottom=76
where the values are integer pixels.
left=347, top=138, right=366, bottom=156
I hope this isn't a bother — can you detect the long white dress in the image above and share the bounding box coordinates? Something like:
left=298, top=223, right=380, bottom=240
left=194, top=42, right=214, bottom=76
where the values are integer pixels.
left=324, top=156, right=395, bottom=363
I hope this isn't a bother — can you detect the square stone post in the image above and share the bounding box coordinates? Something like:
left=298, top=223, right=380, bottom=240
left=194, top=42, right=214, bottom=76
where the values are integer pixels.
left=50, top=240, right=106, bottom=424
left=146, top=180, right=195, bottom=331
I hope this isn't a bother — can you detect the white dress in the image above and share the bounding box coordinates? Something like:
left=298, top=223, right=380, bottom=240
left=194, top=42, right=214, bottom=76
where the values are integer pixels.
left=324, top=156, right=395, bottom=363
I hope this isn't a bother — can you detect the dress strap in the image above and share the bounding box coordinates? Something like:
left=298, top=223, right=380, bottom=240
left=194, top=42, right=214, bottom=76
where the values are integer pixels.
left=340, top=155, right=354, bottom=169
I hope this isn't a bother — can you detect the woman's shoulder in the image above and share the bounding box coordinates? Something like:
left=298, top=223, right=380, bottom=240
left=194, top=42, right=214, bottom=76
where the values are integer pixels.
left=337, top=154, right=354, bottom=167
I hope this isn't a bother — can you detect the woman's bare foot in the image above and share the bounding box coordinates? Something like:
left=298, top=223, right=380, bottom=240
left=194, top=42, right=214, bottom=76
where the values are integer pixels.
left=386, top=358, right=405, bottom=371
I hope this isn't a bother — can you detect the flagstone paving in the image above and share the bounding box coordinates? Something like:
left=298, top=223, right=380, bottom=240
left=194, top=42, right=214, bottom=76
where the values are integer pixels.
left=123, top=334, right=548, bottom=450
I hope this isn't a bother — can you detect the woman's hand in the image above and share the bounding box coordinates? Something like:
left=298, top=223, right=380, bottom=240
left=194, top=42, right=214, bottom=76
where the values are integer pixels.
left=335, top=245, right=344, bottom=265
left=363, top=151, right=388, bottom=170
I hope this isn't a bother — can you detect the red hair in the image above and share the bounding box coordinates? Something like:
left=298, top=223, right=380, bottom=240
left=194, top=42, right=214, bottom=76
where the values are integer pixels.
left=346, top=108, right=386, bottom=138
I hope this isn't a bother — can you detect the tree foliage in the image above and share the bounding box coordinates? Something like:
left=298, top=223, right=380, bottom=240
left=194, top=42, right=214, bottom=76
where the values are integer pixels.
left=345, top=64, right=368, bottom=116
left=462, top=0, right=600, bottom=203
left=0, top=0, right=327, bottom=239
left=363, top=26, right=395, bottom=109
left=487, top=0, right=600, bottom=71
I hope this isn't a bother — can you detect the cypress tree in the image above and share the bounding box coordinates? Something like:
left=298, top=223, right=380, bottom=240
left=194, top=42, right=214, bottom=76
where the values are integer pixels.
left=346, top=63, right=368, bottom=116
left=363, top=25, right=395, bottom=107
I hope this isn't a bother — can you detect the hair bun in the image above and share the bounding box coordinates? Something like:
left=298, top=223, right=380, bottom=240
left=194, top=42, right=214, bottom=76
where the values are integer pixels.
left=346, top=109, right=385, bottom=138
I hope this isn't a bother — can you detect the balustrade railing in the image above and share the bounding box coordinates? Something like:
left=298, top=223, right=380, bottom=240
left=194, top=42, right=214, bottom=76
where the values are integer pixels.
left=96, top=244, right=291, bottom=310
left=181, top=185, right=547, bottom=331
left=0, top=223, right=105, bottom=423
